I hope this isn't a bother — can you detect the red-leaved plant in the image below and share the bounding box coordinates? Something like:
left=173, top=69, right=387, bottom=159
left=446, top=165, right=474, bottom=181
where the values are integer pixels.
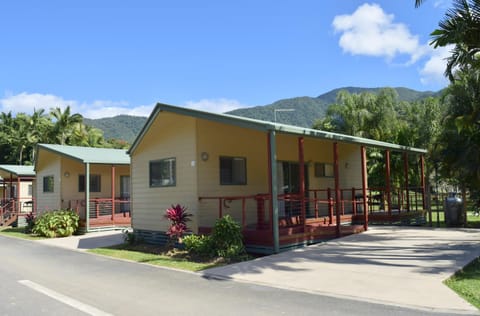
left=164, top=204, right=192, bottom=241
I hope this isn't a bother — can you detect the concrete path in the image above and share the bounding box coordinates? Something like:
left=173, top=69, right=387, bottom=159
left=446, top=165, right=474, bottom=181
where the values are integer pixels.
left=202, top=227, right=480, bottom=314
left=36, top=230, right=125, bottom=251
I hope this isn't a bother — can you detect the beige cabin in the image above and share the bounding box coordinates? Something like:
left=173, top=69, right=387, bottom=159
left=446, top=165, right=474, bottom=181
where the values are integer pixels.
left=129, top=104, right=427, bottom=253
left=0, top=165, right=35, bottom=227
left=34, top=144, right=131, bottom=231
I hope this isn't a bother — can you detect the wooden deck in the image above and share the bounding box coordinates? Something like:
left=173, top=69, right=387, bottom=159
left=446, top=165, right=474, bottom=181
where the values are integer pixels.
left=200, top=216, right=365, bottom=254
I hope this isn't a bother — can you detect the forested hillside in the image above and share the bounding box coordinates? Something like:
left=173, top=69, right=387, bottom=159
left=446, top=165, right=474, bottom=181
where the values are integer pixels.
left=227, top=87, right=439, bottom=127
left=84, top=115, right=147, bottom=143
left=82, top=87, right=439, bottom=142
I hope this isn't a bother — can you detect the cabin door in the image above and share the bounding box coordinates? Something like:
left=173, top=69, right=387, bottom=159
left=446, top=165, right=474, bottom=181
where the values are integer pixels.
left=277, top=161, right=309, bottom=218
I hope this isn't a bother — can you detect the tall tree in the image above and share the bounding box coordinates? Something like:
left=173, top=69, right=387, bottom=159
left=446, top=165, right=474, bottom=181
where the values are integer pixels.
left=50, top=106, right=84, bottom=145
left=430, top=0, right=480, bottom=81
left=0, top=112, right=17, bottom=163
left=435, top=69, right=480, bottom=190
left=415, top=0, right=425, bottom=8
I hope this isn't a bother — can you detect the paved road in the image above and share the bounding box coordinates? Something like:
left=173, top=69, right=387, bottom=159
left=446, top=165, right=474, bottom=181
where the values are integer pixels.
left=0, top=234, right=471, bottom=316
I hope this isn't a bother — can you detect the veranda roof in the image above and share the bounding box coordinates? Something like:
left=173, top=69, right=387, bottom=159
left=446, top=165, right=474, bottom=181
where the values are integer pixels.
left=36, top=144, right=130, bottom=168
left=129, top=103, right=428, bottom=155
left=0, top=165, right=35, bottom=178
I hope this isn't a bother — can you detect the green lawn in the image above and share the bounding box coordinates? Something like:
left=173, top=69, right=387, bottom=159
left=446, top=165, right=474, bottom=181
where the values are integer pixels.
left=445, top=257, right=480, bottom=309
left=0, top=227, right=44, bottom=240
left=88, top=244, right=225, bottom=272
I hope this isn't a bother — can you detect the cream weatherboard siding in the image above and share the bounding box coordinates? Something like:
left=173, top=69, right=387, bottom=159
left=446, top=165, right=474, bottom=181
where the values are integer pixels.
left=338, top=143, right=364, bottom=189
left=196, top=119, right=269, bottom=228
left=35, top=152, right=62, bottom=213
left=131, top=112, right=198, bottom=232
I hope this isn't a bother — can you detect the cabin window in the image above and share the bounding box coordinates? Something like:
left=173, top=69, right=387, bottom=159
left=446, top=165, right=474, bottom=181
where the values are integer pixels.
left=314, top=163, right=334, bottom=178
left=150, top=158, right=176, bottom=187
left=79, top=174, right=101, bottom=192
left=43, top=175, right=54, bottom=193
left=220, top=156, right=246, bottom=185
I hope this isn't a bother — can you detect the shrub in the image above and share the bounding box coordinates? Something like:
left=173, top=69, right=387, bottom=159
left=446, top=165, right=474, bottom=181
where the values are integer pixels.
left=210, top=215, right=246, bottom=260
left=183, top=234, right=214, bottom=257
left=164, top=204, right=192, bottom=241
left=24, top=211, right=36, bottom=234
left=33, top=209, right=79, bottom=238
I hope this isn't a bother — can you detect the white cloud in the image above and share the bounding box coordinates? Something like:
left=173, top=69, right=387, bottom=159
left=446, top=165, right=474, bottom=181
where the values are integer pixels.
left=332, top=3, right=426, bottom=63
left=0, top=92, right=77, bottom=114
left=182, top=98, right=249, bottom=113
left=0, top=92, right=249, bottom=119
left=0, top=92, right=154, bottom=119
left=77, top=101, right=154, bottom=119
left=420, top=45, right=452, bottom=86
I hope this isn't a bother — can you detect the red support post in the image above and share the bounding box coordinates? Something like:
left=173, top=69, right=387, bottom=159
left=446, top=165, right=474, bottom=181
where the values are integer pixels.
left=328, top=188, right=333, bottom=225
left=352, top=188, right=356, bottom=216
left=267, top=133, right=273, bottom=232
left=333, top=142, right=341, bottom=237
left=218, top=199, right=223, bottom=218
left=361, top=146, right=368, bottom=231
left=404, top=152, right=410, bottom=212
left=385, top=150, right=392, bottom=216
left=420, top=155, right=426, bottom=210
left=242, top=197, right=246, bottom=228
left=16, top=176, right=21, bottom=215
left=111, top=165, right=116, bottom=221
left=298, top=137, right=306, bottom=229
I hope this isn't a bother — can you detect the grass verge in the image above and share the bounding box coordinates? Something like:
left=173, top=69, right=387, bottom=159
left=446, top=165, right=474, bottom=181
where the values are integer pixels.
left=445, top=257, right=480, bottom=310
left=88, top=243, right=229, bottom=272
left=0, top=227, right=44, bottom=240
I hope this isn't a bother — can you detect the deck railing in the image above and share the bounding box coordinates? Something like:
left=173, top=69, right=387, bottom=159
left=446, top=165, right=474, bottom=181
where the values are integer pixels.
left=198, top=186, right=425, bottom=230
left=70, top=198, right=131, bottom=221
left=0, top=197, right=35, bottom=226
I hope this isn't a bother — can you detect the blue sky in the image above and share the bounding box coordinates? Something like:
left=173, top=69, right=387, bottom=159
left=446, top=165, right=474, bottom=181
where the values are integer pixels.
left=0, top=1, right=452, bottom=118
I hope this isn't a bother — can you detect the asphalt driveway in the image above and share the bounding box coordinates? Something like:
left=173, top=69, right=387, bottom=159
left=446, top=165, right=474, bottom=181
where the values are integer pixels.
left=202, top=226, right=480, bottom=314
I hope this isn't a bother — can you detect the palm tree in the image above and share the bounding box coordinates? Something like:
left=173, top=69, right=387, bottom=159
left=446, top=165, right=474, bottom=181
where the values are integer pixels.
left=430, top=0, right=480, bottom=81
left=415, top=0, right=425, bottom=8
left=50, top=106, right=83, bottom=145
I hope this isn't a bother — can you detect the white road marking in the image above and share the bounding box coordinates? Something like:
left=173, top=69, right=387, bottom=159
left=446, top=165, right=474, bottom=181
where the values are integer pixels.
left=18, top=280, right=113, bottom=316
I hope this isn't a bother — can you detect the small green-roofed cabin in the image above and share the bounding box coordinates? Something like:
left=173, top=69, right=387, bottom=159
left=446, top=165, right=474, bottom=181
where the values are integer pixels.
left=35, top=144, right=131, bottom=232
left=0, top=165, right=35, bottom=227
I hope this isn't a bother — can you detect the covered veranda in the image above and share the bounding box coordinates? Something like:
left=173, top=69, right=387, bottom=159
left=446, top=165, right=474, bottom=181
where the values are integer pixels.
left=0, top=165, right=35, bottom=227
left=35, top=144, right=132, bottom=232
left=198, top=124, right=427, bottom=254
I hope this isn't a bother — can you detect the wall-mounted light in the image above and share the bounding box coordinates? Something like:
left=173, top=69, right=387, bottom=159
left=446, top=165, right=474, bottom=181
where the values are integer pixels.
left=201, top=152, right=209, bottom=161
left=64, top=171, right=70, bottom=178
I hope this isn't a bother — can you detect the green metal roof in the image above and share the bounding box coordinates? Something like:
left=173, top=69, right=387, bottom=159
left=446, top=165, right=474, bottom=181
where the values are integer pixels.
left=0, top=165, right=35, bottom=177
left=37, top=144, right=130, bottom=165
left=129, top=103, right=427, bottom=155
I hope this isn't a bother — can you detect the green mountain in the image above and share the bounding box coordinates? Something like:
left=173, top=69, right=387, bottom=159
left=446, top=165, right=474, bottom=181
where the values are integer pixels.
left=84, top=115, right=147, bottom=143
left=84, top=87, right=440, bottom=142
left=227, top=87, right=440, bottom=127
